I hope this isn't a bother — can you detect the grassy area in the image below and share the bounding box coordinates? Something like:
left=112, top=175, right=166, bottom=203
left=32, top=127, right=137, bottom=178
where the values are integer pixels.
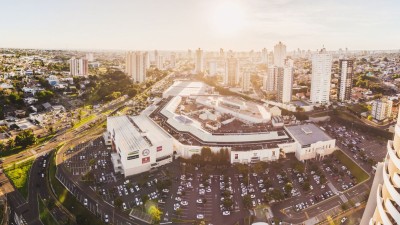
left=72, top=114, right=96, bottom=129
left=4, top=159, right=34, bottom=199
left=101, top=109, right=112, bottom=116
left=39, top=198, right=59, bottom=225
left=0, top=146, right=23, bottom=157
left=49, top=150, right=104, bottom=225
left=37, top=134, right=56, bottom=145
left=334, top=110, right=360, bottom=121
left=333, top=150, right=369, bottom=183
left=310, top=111, right=330, bottom=117
left=348, top=103, right=369, bottom=115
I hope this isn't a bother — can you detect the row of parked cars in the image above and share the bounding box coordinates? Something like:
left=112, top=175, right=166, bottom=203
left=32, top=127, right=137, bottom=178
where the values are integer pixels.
left=294, top=190, right=335, bottom=212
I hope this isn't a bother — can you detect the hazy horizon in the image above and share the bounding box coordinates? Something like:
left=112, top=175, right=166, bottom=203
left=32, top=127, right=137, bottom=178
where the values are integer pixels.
left=2, top=0, right=400, bottom=51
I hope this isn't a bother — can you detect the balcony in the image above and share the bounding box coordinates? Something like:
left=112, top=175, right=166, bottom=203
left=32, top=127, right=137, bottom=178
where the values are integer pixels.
left=377, top=184, right=394, bottom=225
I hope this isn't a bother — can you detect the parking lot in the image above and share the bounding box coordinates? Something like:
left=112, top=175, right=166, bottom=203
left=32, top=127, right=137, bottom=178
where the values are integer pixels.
left=60, top=120, right=374, bottom=224
left=320, top=121, right=387, bottom=172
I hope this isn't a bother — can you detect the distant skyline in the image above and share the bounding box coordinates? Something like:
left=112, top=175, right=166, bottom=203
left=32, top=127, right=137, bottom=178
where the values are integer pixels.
left=1, top=0, right=400, bottom=51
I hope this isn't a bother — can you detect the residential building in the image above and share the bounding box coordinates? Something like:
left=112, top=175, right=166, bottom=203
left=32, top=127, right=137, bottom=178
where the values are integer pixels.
left=208, top=61, right=217, bottom=76
left=241, top=70, right=251, bottom=92
left=224, top=56, right=239, bottom=86
left=371, top=99, right=393, bottom=121
left=274, top=41, right=286, bottom=67
left=310, top=48, right=332, bottom=104
left=277, top=59, right=293, bottom=103
left=125, top=51, right=148, bottom=83
left=156, top=55, right=164, bottom=70
left=69, top=57, right=88, bottom=76
left=220, top=48, right=225, bottom=58
left=261, top=48, right=268, bottom=65
left=361, top=110, right=400, bottom=224
left=338, top=59, right=354, bottom=102
left=263, top=66, right=279, bottom=92
left=195, top=48, right=204, bottom=73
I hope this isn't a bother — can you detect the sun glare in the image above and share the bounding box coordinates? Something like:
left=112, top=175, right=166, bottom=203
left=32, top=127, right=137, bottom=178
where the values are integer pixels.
left=211, top=2, right=246, bottom=36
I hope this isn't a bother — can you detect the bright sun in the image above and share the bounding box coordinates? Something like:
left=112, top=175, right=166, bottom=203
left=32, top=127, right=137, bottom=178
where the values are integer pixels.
left=211, top=2, right=246, bottom=36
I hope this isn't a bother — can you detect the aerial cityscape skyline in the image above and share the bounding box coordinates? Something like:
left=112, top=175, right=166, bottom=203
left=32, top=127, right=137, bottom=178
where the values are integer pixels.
left=2, top=1, right=400, bottom=225
left=2, top=0, right=400, bottom=51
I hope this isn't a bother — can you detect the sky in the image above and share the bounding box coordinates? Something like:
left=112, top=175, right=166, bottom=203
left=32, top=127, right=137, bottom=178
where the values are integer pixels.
left=1, top=0, right=400, bottom=51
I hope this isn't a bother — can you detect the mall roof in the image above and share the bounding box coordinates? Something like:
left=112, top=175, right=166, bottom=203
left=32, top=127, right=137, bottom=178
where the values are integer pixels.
left=285, top=124, right=333, bottom=146
left=163, top=81, right=208, bottom=97
left=107, top=115, right=171, bottom=152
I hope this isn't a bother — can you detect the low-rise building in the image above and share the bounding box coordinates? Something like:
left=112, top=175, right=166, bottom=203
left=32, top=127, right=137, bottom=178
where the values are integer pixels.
left=285, top=124, right=336, bottom=161
left=105, top=115, right=174, bottom=177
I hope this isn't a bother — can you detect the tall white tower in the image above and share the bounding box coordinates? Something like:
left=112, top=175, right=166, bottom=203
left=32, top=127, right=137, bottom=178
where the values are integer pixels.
left=310, top=48, right=332, bottom=104
left=365, top=109, right=400, bottom=224
left=264, top=67, right=279, bottom=92
left=125, top=51, right=147, bottom=83
left=69, top=57, right=88, bottom=76
left=224, top=56, right=239, bottom=86
left=338, top=59, right=354, bottom=102
left=277, top=59, right=293, bottom=103
left=274, top=42, right=287, bottom=67
left=261, top=48, right=268, bottom=65
left=241, top=70, right=251, bottom=92
left=195, top=48, right=204, bottom=73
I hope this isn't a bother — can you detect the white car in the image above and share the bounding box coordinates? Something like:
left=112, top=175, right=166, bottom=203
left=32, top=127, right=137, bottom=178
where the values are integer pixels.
left=196, top=199, right=203, bottom=204
left=174, top=203, right=180, bottom=211
left=222, top=211, right=230, bottom=216
left=175, top=197, right=182, bottom=202
left=162, top=189, right=169, bottom=193
left=84, top=198, right=88, bottom=206
left=261, top=189, right=267, bottom=193
left=122, top=202, right=127, bottom=210
left=180, top=201, right=188, bottom=206
left=341, top=217, right=347, bottom=223
left=196, top=214, right=204, bottom=219
left=104, top=215, right=109, bottom=223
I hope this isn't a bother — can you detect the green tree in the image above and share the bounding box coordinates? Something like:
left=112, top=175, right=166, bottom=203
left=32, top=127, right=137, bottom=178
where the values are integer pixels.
left=89, top=159, right=96, bottom=166
left=141, top=194, right=150, bottom=204
left=148, top=205, right=162, bottom=223
left=36, top=90, right=54, bottom=102
left=0, top=142, right=5, bottom=151
left=0, top=105, right=4, bottom=120
left=242, top=194, right=252, bottom=209
left=223, top=198, right=234, bottom=208
left=302, top=181, right=311, bottom=191
left=293, top=162, right=305, bottom=173
left=284, top=182, right=293, bottom=194
left=7, top=139, right=15, bottom=150
left=200, top=147, right=212, bottom=162
left=15, top=129, right=37, bottom=148
left=270, top=189, right=284, bottom=200
left=114, top=197, right=123, bottom=209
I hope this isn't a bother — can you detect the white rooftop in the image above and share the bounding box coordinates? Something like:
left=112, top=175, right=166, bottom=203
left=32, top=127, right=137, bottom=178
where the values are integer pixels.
left=160, top=97, right=289, bottom=143
left=163, top=81, right=208, bottom=97
left=285, top=124, right=333, bottom=146
left=107, top=115, right=171, bottom=153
